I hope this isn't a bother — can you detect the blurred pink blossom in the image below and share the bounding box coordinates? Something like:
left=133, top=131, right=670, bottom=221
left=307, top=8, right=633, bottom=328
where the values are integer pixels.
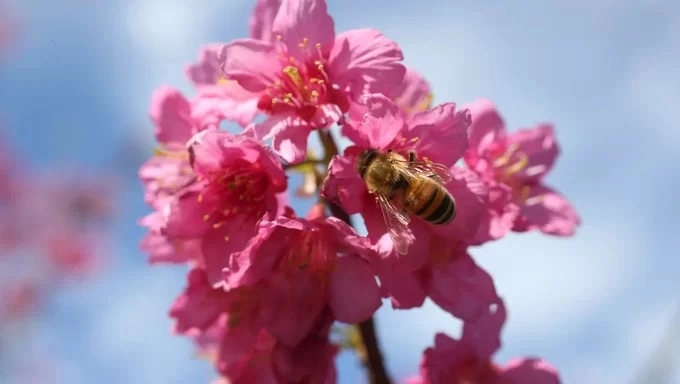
left=464, top=99, right=581, bottom=242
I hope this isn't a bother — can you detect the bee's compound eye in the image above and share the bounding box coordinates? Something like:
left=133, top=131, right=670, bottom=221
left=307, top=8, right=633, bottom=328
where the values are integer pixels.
left=387, top=149, right=393, bottom=153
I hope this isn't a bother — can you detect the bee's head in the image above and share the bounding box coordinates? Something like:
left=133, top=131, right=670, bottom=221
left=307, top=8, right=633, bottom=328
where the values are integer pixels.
left=356, top=149, right=379, bottom=179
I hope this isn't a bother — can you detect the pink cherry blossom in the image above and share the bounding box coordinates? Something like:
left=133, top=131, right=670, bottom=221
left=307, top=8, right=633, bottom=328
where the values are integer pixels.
left=171, top=266, right=342, bottom=384
left=226, top=213, right=381, bottom=325
left=349, top=66, right=432, bottom=121
left=322, top=93, right=483, bottom=265
left=464, top=99, right=580, bottom=241
left=407, top=299, right=562, bottom=384
left=185, top=45, right=260, bottom=128
left=219, top=0, right=406, bottom=162
left=250, top=0, right=282, bottom=42
left=160, top=130, right=287, bottom=286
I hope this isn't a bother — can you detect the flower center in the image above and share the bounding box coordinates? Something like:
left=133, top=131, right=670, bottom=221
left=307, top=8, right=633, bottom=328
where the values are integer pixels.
left=490, top=144, right=542, bottom=205
left=198, top=166, right=269, bottom=231
left=257, top=36, right=349, bottom=123
left=282, top=229, right=335, bottom=276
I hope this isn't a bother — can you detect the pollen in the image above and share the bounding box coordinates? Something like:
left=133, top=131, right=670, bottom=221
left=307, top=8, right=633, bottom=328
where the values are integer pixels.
left=224, top=235, right=230, bottom=242
left=197, top=194, right=204, bottom=203
left=203, top=214, right=210, bottom=221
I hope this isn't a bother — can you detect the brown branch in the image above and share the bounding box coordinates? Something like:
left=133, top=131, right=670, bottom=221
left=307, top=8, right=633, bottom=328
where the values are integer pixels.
left=317, top=128, right=392, bottom=384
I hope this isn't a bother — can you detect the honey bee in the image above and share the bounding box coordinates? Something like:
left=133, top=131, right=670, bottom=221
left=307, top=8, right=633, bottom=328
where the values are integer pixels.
left=357, top=149, right=456, bottom=255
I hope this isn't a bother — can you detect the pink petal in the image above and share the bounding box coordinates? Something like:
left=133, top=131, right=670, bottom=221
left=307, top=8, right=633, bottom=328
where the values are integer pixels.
left=224, top=221, right=293, bottom=289
left=464, top=98, right=506, bottom=155
left=329, top=28, right=405, bottom=97
left=408, top=102, right=470, bottom=167
left=514, top=185, right=580, bottom=236
left=378, top=261, right=426, bottom=309
left=391, top=67, right=432, bottom=116
left=249, top=0, right=281, bottom=42
left=271, top=116, right=312, bottom=164
left=220, top=39, right=279, bottom=92
left=272, top=0, right=335, bottom=59
left=161, top=192, right=210, bottom=239
left=427, top=251, right=499, bottom=322
left=216, top=323, right=263, bottom=379
left=263, top=273, right=326, bottom=347
left=140, top=232, right=199, bottom=265
left=320, top=152, right=368, bottom=215
left=202, top=214, right=260, bottom=288
left=169, top=268, right=229, bottom=333
left=185, top=44, right=223, bottom=86
left=461, top=298, right=507, bottom=359
left=471, top=183, right=521, bottom=245
left=329, top=255, right=381, bottom=323
left=186, top=129, right=228, bottom=175
left=508, top=123, right=559, bottom=182
left=356, top=93, right=406, bottom=149
left=500, top=358, right=562, bottom=384
left=191, top=85, right=260, bottom=128
left=149, top=86, right=194, bottom=144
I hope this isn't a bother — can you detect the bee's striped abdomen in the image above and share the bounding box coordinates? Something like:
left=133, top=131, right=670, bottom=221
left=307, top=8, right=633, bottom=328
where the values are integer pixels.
left=407, top=179, right=456, bottom=225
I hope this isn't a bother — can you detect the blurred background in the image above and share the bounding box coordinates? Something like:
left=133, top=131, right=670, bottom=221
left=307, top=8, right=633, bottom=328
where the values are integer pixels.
left=0, top=0, right=679, bottom=383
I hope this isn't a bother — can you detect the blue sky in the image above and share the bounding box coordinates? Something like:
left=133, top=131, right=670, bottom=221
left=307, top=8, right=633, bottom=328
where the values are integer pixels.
left=1, top=0, right=679, bottom=383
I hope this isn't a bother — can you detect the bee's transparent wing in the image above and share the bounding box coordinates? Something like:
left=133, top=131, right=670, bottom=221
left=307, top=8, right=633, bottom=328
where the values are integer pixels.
left=376, top=193, right=411, bottom=256
left=392, top=159, right=454, bottom=184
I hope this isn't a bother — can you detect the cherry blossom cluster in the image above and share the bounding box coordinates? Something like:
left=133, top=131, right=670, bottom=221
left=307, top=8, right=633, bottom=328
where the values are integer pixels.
left=138, top=0, right=580, bottom=382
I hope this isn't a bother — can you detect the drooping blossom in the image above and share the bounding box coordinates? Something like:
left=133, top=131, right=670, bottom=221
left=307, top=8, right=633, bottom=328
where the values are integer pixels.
left=405, top=299, right=562, bottom=384
left=464, top=99, right=580, bottom=243
left=169, top=205, right=378, bottom=383
left=219, top=0, right=406, bottom=163
left=375, top=238, right=499, bottom=322
left=159, top=129, right=287, bottom=286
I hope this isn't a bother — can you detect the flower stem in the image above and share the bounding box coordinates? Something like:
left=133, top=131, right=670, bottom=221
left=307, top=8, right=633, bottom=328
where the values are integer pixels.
left=318, top=129, right=392, bottom=384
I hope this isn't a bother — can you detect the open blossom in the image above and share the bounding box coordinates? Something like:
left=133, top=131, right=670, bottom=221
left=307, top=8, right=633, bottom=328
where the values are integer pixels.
left=406, top=299, right=561, bottom=384
left=322, top=93, right=485, bottom=267
left=464, top=99, right=580, bottom=243
left=160, top=129, right=287, bottom=286
left=225, top=210, right=381, bottom=325
left=169, top=208, right=378, bottom=383
left=220, top=0, right=406, bottom=163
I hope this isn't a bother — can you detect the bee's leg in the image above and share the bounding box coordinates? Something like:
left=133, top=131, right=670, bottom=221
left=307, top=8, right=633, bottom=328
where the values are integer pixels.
left=408, top=150, right=416, bottom=163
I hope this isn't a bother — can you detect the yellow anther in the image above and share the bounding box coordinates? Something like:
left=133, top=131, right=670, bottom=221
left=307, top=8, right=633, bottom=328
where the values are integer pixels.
left=203, top=214, right=210, bottom=221
left=315, top=43, right=321, bottom=49
left=310, top=90, right=319, bottom=98
left=282, top=66, right=304, bottom=89
left=213, top=222, right=224, bottom=229
left=493, top=144, right=520, bottom=168
left=224, top=235, right=230, bottom=242
left=417, top=93, right=434, bottom=111
left=197, top=194, right=204, bottom=203
left=411, top=137, right=419, bottom=142
left=504, top=153, right=529, bottom=176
